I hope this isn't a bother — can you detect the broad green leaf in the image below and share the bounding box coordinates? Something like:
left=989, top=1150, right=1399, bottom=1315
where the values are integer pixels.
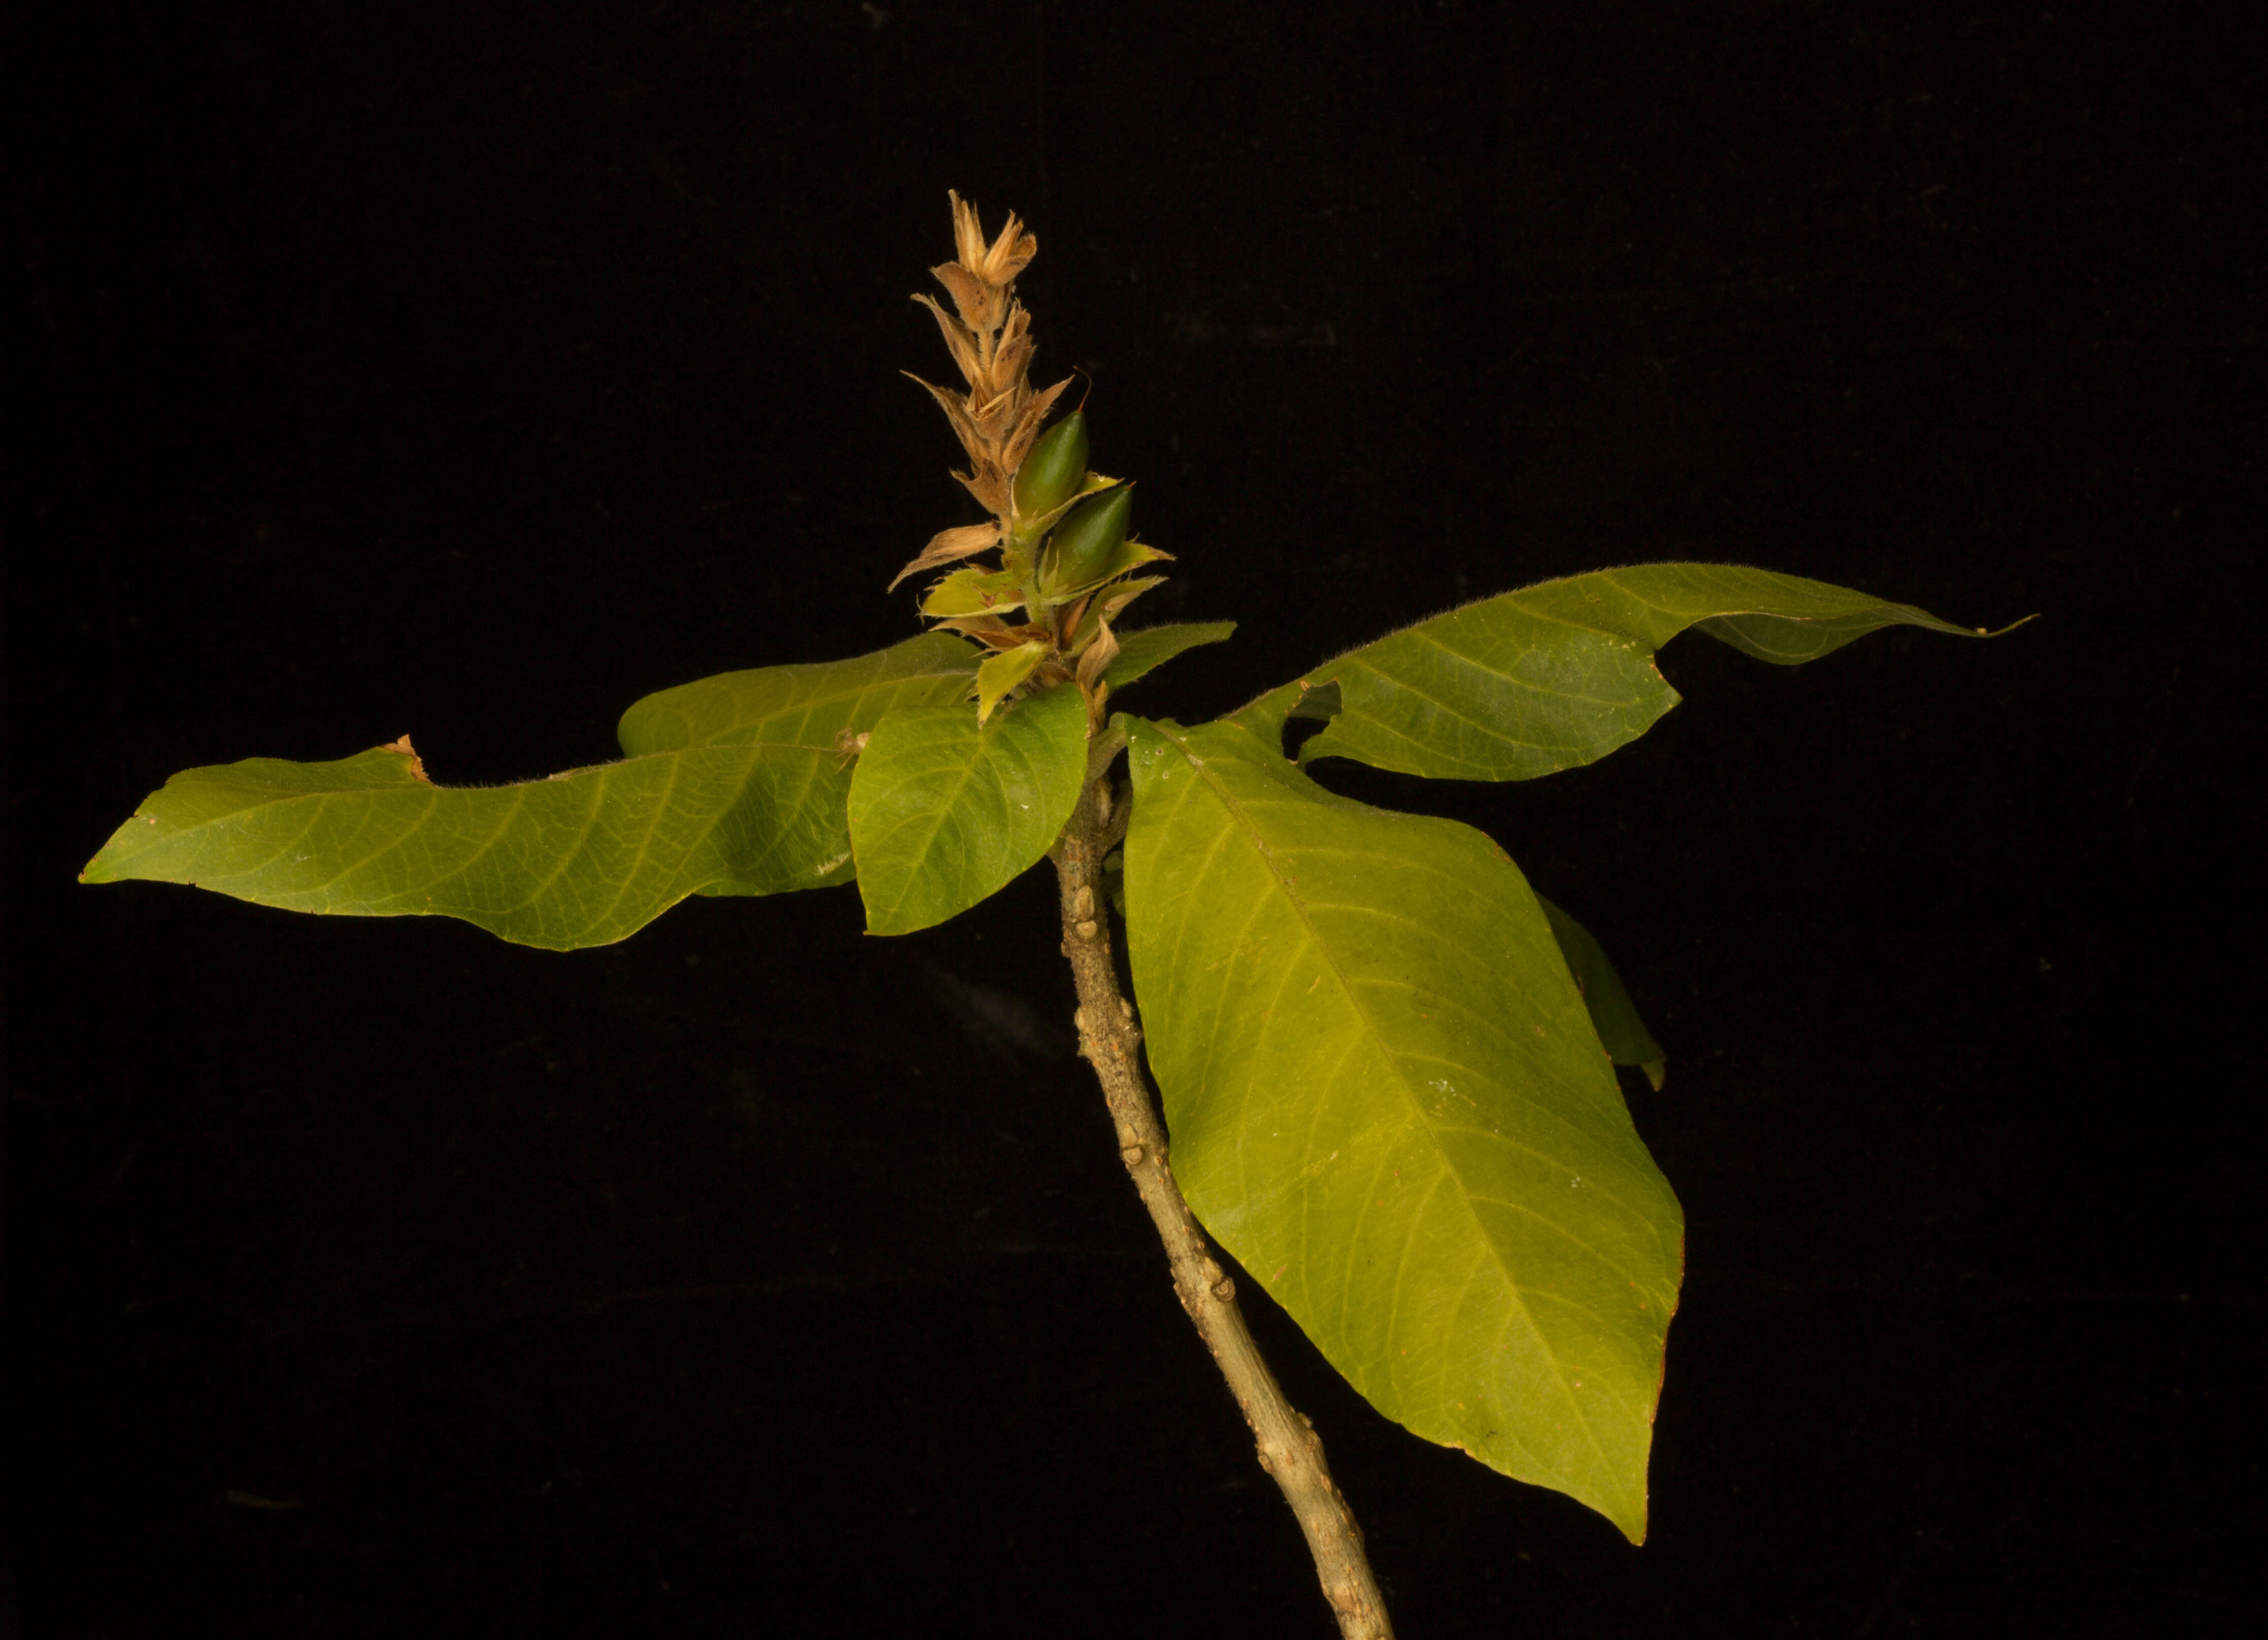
left=82, top=736, right=870, bottom=950
left=848, top=682, right=1088, bottom=935
left=617, top=632, right=978, bottom=756
left=1101, top=620, right=1237, bottom=689
left=1538, top=896, right=1666, bottom=1090
left=1121, top=713, right=1683, bottom=1541
left=611, top=633, right=980, bottom=897
left=1245, top=564, right=1983, bottom=781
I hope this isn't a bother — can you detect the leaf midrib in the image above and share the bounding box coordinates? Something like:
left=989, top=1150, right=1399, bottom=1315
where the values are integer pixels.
left=1151, top=721, right=1617, bottom=1485
left=864, top=716, right=1029, bottom=927
left=151, top=741, right=838, bottom=921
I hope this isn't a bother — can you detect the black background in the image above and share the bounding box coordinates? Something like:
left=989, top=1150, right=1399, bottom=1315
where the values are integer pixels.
left=9, top=2, right=2260, bottom=1634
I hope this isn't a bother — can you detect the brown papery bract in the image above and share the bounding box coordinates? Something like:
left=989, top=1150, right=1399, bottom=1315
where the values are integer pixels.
left=894, top=193, right=1171, bottom=729
left=896, top=190, right=1070, bottom=556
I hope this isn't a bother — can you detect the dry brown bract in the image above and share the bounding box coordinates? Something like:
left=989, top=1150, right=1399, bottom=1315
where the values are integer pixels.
left=893, top=192, right=1161, bottom=729
left=902, top=191, right=1071, bottom=528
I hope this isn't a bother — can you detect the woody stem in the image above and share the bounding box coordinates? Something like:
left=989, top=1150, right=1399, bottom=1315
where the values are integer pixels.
left=1049, top=769, right=1396, bottom=1640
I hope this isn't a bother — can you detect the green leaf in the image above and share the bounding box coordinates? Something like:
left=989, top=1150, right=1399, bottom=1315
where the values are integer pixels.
left=1120, top=713, right=1683, bottom=1541
left=975, top=641, right=1048, bottom=724
left=1247, top=564, right=1985, bottom=781
left=1066, top=579, right=1169, bottom=650
left=82, top=737, right=870, bottom=950
left=1100, top=620, right=1237, bottom=690
left=614, top=631, right=981, bottom=899
left=618, top=632, right=978, bottom=756
left=83, top=636, right=988, bottom=946
left=848, top=682, right=1089, bottom=936
left=919, top=566, right=1029, bottom=619
left=1538, top=896, right=1666, bottom=1090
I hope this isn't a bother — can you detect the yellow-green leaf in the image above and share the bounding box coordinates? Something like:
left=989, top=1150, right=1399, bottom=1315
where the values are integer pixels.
left=81, top=637, right=987, bottom=948
left=975, top=640, right=1048, bottom=723
left=1100, top=620, right=1236, bottom=689
left=83, top=739, right=860, bottom=950
left=1244, top=564, right=1988, bottom=780
left=617, top=632, right=979, bottom=757
left=920, top=566, right=1029, bottom=619
left=1538, top=896, right=1666, bottom=1089
left=1121, top=712, right=1682, bottom=1541
left=848, top=682, right=1088, bottom=935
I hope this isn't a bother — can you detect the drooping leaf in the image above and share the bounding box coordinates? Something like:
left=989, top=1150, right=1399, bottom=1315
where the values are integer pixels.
left=1538, top=896, right=1666, bottom=1090
left=1120, top=713, right=1683, bottom=1541
left=1240, top=564, right=1986, bottom=781
left=82, top=737, right=867, bottom=950
left=1101, top=620, right=1237, bottom=689
left=618, top=632, right=978, bottom=757
left=848, top=681, right=1089, bottom=935
left=83, top=637, right=986, bottom=946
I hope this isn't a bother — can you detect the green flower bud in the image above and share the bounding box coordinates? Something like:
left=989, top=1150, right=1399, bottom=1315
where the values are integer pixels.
left=1040, top=482, right=1132, bottom=593
left=1013, top=411, right=1090, bottom=521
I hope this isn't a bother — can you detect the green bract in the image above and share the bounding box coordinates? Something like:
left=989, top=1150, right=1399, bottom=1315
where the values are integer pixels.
left=1013, top=410, right=1089, bottom=523
left=1040, top=483, right=1132, bottom=596
left=973, top=639, right=1048, bottom=723
left=920, top=565, right=1028, bottom=619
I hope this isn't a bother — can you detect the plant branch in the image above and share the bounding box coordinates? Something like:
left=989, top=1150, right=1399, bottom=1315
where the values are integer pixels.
left=1050, top=772, right=1396, bottom=1640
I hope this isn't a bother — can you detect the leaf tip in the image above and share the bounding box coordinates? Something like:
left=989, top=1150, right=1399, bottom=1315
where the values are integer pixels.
left=1642, top=1059, right=1667, bottom=1093
left=1979, top=612, right=2039, bottom=638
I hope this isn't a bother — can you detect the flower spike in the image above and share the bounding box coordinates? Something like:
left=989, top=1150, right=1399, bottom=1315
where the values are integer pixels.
left=893, top=193, right=1168, bottom=720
